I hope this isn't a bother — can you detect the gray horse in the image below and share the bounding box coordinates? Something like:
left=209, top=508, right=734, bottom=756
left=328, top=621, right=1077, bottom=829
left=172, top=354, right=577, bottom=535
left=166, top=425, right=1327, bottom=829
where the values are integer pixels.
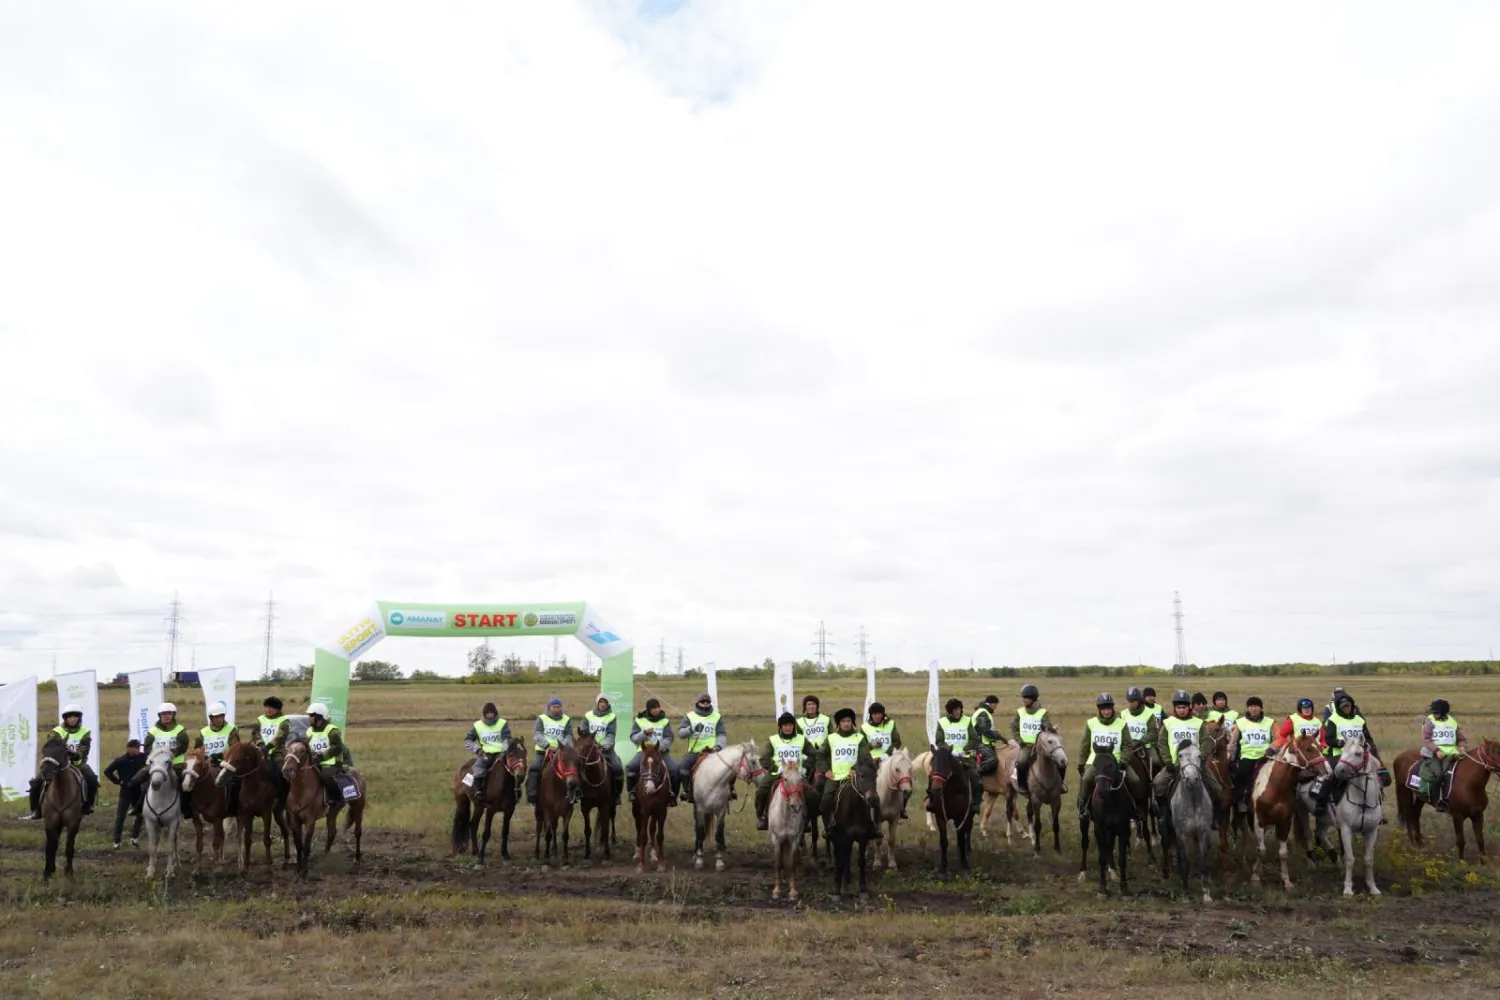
left=1332, top=733, right=1384, bottom=896
left=1169, top=741, right=1215, bottom=902
left=1026, top=729, right=1069, bottom=857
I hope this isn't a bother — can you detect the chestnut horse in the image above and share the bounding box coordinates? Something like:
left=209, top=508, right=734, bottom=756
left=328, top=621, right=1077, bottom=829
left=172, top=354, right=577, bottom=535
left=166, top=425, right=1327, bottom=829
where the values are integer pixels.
left=181, top=750, right=230, bottom=876
left=218, top=741, right=286, bottom=874
left=534, top=744, right=581, bottom=865
left=1395, top=738, right=1500, bottom=863
left=451, top=737, right=527, bottom=865
left=573, top=731, right=616, bottom=861
left=37, top=735, right=85, bottom=880
left=632, top=742, right=671, bottom=873
left=1250, top=733, right=1329, bottom=890
left=1201, top=721, right=1237, bottom=883
left=282, top=738, right=365, bottom=878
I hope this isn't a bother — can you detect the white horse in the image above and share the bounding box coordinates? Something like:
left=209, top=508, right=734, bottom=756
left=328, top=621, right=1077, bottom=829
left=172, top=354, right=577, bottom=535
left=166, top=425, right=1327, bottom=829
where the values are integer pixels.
left=141, top=745, right=182, bottom=879
left=873, top=748, right=914, bottom=870
left=767, top=765, right=806, bottom=901
left=1169, top=741, right=1215, bottom=903
left=1332, top=733, right=1384, bottom=896
left=689, top=741, right=763, bottom=872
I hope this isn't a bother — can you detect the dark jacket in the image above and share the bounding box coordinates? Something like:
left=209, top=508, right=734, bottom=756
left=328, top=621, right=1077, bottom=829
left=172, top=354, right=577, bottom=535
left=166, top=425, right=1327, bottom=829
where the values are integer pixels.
left=104, top=752, right=146, bottom=787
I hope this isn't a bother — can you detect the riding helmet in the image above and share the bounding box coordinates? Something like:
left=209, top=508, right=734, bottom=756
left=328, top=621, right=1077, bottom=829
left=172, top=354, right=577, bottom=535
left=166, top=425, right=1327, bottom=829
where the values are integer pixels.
left=1125, top=687, right=1142, bottom=701
left=1332, top=687, right=1347, bottom=700
left=1431, top=699, right=1450, bottom=717
left=833, top=707, right=857, bottom=725
left=1095, top=693, right=1115, bottom=709
left=777, top=711, right=797, bottom=728
left=1020, top=684, right=1040, bottom=699
left=156, top=702, right=177, bottom=715
left=61, top=703, right=83, bottom=717
left=1297, top=697, right=1314, bottom=710
left=1171, top=690, right=1192, bottom=705
left=207, top=701, right=228, bottom=718
left=306, top=702, right=329, bottom=718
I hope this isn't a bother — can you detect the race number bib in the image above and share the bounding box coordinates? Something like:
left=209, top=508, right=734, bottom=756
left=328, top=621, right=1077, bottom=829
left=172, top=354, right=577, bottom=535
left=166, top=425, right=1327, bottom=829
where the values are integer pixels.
left=1124, top=717, right=1149, bottom=741
left=542, top=720, right=567, bottom=743
left=1019, top=716, right=1043, bottom=739
left=867, top=729, right=891, bottom=751
left=775, top=744, right=801, bottom=766
left=1243, top=728, right=1270, bottom=748
left=832, top=742, right=859, bottom=764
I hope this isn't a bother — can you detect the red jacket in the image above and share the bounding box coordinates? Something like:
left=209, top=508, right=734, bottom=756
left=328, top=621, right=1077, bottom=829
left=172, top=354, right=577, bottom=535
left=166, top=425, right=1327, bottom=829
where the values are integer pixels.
left=1273, top=714, right=1327, bottom=749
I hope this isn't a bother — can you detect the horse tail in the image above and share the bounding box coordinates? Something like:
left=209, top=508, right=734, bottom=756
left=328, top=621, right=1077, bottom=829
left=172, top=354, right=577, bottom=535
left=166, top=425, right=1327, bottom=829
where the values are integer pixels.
left=452, top=797, right=472, bottom=855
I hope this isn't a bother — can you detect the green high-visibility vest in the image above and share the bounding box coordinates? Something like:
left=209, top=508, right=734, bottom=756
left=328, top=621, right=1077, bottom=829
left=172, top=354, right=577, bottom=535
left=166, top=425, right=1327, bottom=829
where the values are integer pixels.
left=971, top=706, right=999, bottom=745
left=1121, top=707, right=1153, bottom=743
left=199, top=723, right=235, bottom=759
left=827, top=731, right=865, bottom=780
left=52, top=725, right=89, bottom=756
left=686, top=711, right=721, bottom=752
left=1287, top=713, right=1322, bottom=740
left=1016, top=707, right=1047, bottom=744
left=1428, top=715, right=1460, bottom=755
left=769, top=732, right=806, bottom=771
left=1327, top=714, right=1366, bottom=758
left=1207, top=709, right=1240, bottom=729
left=635, top=714, right=669, bottom=745
left=257, top=714, right=286, bottom=747
left=473, top=718, right=509, bottom=750
left=939, top=717, right=973, bottom=758
left=149, top=724, right=186, bottom=765
left=862, top=720, right=895, bottom=758
left=1147, top=703, right=1165, bottom=719
left=536, top=713, right=570, bottom=750
left=1085, top=716, right=1126, bottom=764
left=1236, top=717, right=1275, bottom=761
left=797, top=713, right=830, bottom=747
left=1162, top=716, right=1202, bottom=765
left=307, top=724, right=340, bottom=766
left=583, top=711, right=615, bottom=738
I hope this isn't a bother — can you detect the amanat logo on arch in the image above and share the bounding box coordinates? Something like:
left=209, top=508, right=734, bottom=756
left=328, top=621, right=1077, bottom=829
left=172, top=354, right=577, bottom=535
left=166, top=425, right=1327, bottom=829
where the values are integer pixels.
left=453, top=612, right=519, bottom=629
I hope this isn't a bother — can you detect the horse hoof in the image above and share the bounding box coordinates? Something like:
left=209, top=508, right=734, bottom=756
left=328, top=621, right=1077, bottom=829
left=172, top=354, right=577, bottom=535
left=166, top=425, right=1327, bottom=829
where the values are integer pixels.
left=771, top=889, right=781, bottom=900
left=715, top=859, right=725, bottom=873
left=1370, top=886, right=1382, bottom=896
left=1077, top=871, right=1088, bottom=882
left=636, top=863, right=645, bottom=873
left=1202, top=892, right=1212, bottom=904
left=694, top=857, right=704, bottom=870
left=888, top=861, right=898, bottom=871
left=1343, top=887, right=1354, bottom=897
left=789, top=891, right=800, bottom=902
left=829, top=893, right=841, bottom=904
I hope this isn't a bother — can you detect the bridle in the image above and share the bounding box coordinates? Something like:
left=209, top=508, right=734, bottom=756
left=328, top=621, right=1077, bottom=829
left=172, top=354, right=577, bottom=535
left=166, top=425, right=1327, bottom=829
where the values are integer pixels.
left=38, top=745, right=84, bottom=816
left=574, top=739, right=610, bottom=789
left=144, top=752, right=181, bottom=820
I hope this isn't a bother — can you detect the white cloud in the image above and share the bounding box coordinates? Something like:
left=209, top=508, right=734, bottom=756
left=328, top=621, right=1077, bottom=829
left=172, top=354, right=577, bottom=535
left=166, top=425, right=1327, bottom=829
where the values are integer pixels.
left=2, top=1, right=1498, bottom=685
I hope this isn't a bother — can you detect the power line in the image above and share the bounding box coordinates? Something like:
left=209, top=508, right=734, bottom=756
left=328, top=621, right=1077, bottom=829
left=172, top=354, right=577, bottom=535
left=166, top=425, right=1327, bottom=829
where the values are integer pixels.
left=676, top=646, right=684, bottom=675
left=260, top=592, right=277, bottom=680
left=856, top=625, right=870, bottom=671
left=813, top=621, right=833, bottom=672
left=657, top=639, right=667, bottom=674
left=1173, top=591, right=1188, bottom=674
left=165, top=592, right=184, bottom=678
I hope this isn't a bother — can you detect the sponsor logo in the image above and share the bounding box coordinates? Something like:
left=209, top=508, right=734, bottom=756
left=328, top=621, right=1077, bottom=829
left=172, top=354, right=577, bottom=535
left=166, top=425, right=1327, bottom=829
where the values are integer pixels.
left=583, top=622, right=622, bottom=646
left=338, top=617, right=381, bottom=657
left=388, top=610, right=445, bottom=629
left=454, top=612, right=519, bottom=629
left=523, top=611, right=579, bottom=629
left=65, top=684, right=86, bottom=701
left=133, top=679, right=155, bottom=697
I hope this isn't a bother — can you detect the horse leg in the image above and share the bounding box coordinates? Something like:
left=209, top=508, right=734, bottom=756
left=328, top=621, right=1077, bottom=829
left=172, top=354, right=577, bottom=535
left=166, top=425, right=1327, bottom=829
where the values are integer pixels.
left=44, top=825, right=59, bottom=881
left=193, top=817, right=205, bottom=876
left=1452, top=812, right=1466, bottom=863
left=1079, top=812, right=1091, bottom=882
left=275, top=805, right=292, bottom=866
left=772, top=838, right=783, bottom=899
left=1198, top=834, right=1212, bottom=903
left=324, top=806, right=339, bottom=854
left=581, top=805, right=593, bottom=861
left=1218, top=816, right=1231, bottom=887
left=1118, top=824, right=1131, bottom=896
left=64, top=824, right=78, bottom=878
left=937, top=815, right=950, bottom=876
left=1028, top=801, right=1041, bottom=858
left=693, top=815, right=706, bottom=869
left=885, top=818, right=899, bottom=871
left=858, top=837, right=871, bottom=899
left=1364, top=822, right=1381, bottom=896
left=960, top=817, right=972, bottom=871
left=1340, top=821, right=1356, bottom=896
left=789, top=834, right=801, bottom=901
left=561, top=808, right=572, bottom=864
left=1471, top=814, right=1487, bottom=863
left=1051, top=801, right=1062, bottom=853
left=715, top=812, right=727, bottom=872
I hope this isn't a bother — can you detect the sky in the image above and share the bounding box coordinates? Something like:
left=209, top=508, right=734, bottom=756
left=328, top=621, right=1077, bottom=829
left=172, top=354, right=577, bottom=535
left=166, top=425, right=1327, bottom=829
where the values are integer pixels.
left=2, top=1, right=1498, bottom=685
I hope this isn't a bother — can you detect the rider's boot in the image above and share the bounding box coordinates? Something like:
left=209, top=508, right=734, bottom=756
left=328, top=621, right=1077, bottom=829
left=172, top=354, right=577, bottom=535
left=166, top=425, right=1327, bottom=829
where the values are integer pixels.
left=525, top=770, right=540, bottom=805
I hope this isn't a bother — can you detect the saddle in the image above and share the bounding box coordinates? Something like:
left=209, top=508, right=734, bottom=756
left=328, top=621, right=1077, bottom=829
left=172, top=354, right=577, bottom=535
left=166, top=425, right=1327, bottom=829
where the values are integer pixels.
left=330, top=769, right=362, bottom=806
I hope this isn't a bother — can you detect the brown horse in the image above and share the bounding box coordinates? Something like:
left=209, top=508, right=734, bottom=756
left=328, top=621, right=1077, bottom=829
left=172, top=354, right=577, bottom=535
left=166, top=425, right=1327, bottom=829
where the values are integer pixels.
left=1395, top=739, right=1500, bottom=863
left=632, top=742, right=671, bottom=873
left=38, top=735, right=85, bottom=880
left=282, top=739, right=366, bottom=878
left=1122, top=743, right=1158, bottom=864
left=218, top=741, right=286, bottom=874
left=1201, top=721, right=1237, bottom=882
left=451, top=737, right=527, bottom=865
left=181, top=750, right=230, bottom=876
left=534, top=744, right=580, bottom=865
left=573, top=731, right=616, bottom=861
left=928, top=744, right=974, bottom=876
left=1250, top=733, right=1329, bottom=889
left=978, top=742, right=1029, bottom=845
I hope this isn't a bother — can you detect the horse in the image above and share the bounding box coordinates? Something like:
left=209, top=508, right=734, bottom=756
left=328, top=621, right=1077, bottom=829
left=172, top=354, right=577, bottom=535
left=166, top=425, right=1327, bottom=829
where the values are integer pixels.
left=534, top=744, right=581, bottom=865
left=928, top=744, right=974, bottom=875
left=827, top=757, right=881, bottom=902
left=1166, top=740, right=1215, bottom=902
left=1249, top=734, right=1328, bottom=890
left=1121, top=742, right=1157, bottom=864
left=140, top=744, right=183, bottom=879
left=802, top=762, right=829, bottom=869
left=218, top=741, right=285, bottom=875
left=688, top=741, right=763, bottom=872
left=573, top=731, right=616, bottom=861
left=37, top=735, right=85, bottom=881
left=767, top=764, right=807, bottom=901
left=1395, top=738, right=1500, bottom=863
left=1078, top=744, right=1133, bottom=896
left=1025, top=730, right=1068, bottom=857
left=452, top=737, right=527, bottom=865
left=979, top=741, right=1030, bottom=845
left=1331, top=732, right=1384, bottom=896
left=873, top=748, right=914, bottom=870
left=181, top=749, right=230, bottom=876
left=281, top=738, right=365, bottom=876
left=632, top=742, right=671, bottom=873
left=1201, top=721, right=1237, bottom=883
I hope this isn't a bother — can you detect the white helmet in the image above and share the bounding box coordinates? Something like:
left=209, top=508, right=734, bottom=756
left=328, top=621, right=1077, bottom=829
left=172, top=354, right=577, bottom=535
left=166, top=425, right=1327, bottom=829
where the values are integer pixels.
left=61, top=703, right=84, bottom=717
left=207, top=701, right=228, bottom=718
left=157, top=702, right=177, bottom=715
left=306, top=702, right=329, bottom=718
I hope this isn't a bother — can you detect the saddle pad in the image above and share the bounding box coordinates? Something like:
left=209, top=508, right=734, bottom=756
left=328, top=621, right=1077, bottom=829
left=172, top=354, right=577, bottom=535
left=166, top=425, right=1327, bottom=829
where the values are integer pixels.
left=336, top=772, right=362, bottom=801
left=461, top=772, right=476, bottom=788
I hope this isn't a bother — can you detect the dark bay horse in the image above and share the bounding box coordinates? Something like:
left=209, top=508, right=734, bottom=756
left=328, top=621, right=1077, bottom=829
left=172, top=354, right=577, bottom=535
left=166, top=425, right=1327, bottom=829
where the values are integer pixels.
left=928, top=744, right=974, bottom=876
left=1122, top=743, right=1158, bottom=864
left=1201, top=721, right=1237, bottom=883
left=38, top=735, right=85, bottom=880
left=1079, top=745, right=1133, bottom=896
left=1396, top=739, right=1500, bottom=863
left=218, top=741, right=286, bottom=874
left=632, top=742, right=671, bottom=873
left=828, top=758, right=880, bottom=902
left=534, top=745, right=580, bottom=865
left=181, top=749, right=230, bottom=875
left=452, top=737, right=527, bottom=865
left=573, top=731, right=616, bottom=861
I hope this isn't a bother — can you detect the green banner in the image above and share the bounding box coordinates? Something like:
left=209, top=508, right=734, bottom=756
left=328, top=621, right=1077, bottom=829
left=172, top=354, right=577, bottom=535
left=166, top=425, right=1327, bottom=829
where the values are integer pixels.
left=376, top=601, right=588, bottom=638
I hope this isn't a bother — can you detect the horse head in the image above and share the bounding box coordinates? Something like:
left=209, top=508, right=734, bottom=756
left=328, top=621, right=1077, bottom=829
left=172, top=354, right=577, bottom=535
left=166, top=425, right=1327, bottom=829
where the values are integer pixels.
left=502, top=738, right=528, bottom=778
left=1036, top=729, right=1068, bottom=771
left=1176, top=740, right=1202, bottom=781
left=1201, top=721, right=1230, bottom=760
left=147, top=745, right=175, bottom=789
left=1092, top=744, right=1121, bottom=783
left=729, top=741, right=764, bottom=784
left=852, top=760, right=880, bottom=807
left=639, top=742, right=668, bottom=796
left=883, top=748, right=914, bottom=793
left=181, top=750, right=211, bottom=792
left=281, top=739, right=309, bottom=782
left=553, top=744, right=581, bottom=804
left=1335, top=732, right=1370, bottom=778
left=1289, top=733, right=1331, bottom=777
left=1479, top=739, right=1500, bottom=772
left=776, top=763, right=806, bottom=799
left=218, top=741, right=257, bottom=787
left=38, top=735, right=68, bottom=777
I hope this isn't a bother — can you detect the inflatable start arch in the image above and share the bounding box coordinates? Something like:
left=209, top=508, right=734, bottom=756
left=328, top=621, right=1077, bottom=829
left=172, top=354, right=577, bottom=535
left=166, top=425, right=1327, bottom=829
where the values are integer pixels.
left=310, top=601, right=635, bottom=729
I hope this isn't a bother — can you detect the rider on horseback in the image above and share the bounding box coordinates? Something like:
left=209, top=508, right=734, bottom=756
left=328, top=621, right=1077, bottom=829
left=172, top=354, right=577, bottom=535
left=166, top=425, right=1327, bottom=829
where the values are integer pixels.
left=465, top=702, right=512, bottom=802
left=970, top=695, right=1005, bottom=785
left=864, top=702, right=908, bottom=818
left=528, top=697, right=572, bottom=804
left=131, top=703, right=190, bottom=814
left=1272, top=697, right=1324, bottom=754
left=23, top=703, right=99, bottom=819
left=1316, top=693, right=1388, bottom=813
left=627, top=698, right=679, bottom=805
left=1076, top=693, right=1138, bottom=818
left=195, top=702, right=239, bottom=765
left=1207, top=692, right=1238, bottom=729
left=1012, top=684, right=1054, bottom=796
left=305, top=703, right=350, bottom=807
left=1142, top=687, right=1164, bottom=719
left=1191, top=693, right=1210, bottom=720
left=253, top=696, right=290, bottom=757
left=756, top=712, right=806, bottom=830
left=1418, top=699, right=1468, bottom=813
left=582, top=696, right=625, bottom=807
left=796, top=695, right=830, bottom=787
left=1153, top=690, right=1222, bottom=822
left=933, top=698, right=984, bottom=817
left=821, top=708, right=879, bottom=835
left=1229, top=697, right=1275, bottom=813
left=678, top=693, right=726, bottom=804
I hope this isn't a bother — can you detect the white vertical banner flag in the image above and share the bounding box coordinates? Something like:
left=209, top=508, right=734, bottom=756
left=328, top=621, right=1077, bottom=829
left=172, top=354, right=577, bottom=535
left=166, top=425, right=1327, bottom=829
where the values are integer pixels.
left=864, top=662, right=877, bottom=719
left=773, top=660, right=795, bottom=718
left=54, top=670, right=101, bottom=774
left=127, top=668, right=164, bottom=748
left=197, top=667, right=237, bottom=726
left=925, top=660, right=940, bottom=748
left=0, top=676, right=39, bottom=802
left=704, top=662, right=719, bottom=712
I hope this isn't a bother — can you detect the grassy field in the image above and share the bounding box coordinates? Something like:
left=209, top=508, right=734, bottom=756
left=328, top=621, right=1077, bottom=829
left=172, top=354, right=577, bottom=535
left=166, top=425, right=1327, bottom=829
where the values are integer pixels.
left=4, top=674, right=1500, bottom=999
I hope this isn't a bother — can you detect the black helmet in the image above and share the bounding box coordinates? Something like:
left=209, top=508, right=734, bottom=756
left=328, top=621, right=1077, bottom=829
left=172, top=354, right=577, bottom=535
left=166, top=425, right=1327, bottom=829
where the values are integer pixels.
left=1245, top=696, right=1263, bottom=709
left=945, top=697, right=964, bottom=713
left=1332, top=687, right=1347, bottom=700
left=1172, top=690, right=1192, bottom=705
left=867, top=702, right=886, bottom=717
left=1142, top=687, right=1157, bottom=698
left=1430, top=699, right=1450, bottom=717
left=1335, top=693, right=1354, bottom=710
left=1095, top=693, right=1115, bottom=709
left=777, top=711, right=797, bottom=727
left=833, top=707, right=857, bottom=725
left=1020, top=684, right=1040, bottom=699
left=1126, top=686, right=1142, bottom=701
